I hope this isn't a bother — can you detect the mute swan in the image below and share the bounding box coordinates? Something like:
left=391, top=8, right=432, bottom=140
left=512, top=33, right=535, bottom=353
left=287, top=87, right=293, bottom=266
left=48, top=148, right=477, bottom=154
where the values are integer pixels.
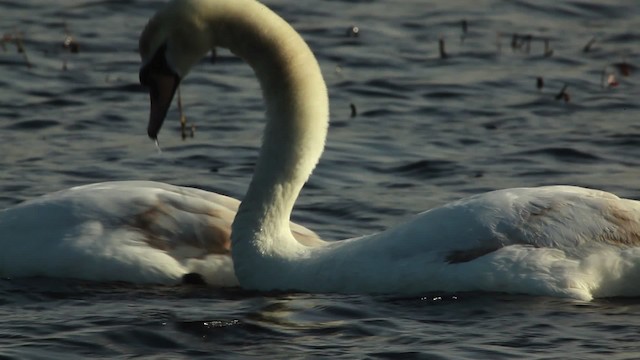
left=0, top=181, right=320, bottom=285
left=140, top=0, right=640, bottom=300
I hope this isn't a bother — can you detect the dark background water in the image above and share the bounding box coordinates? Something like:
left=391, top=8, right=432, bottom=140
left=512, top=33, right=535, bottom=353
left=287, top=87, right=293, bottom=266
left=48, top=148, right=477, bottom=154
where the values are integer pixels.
left=1, top=0, right=639, bottom=358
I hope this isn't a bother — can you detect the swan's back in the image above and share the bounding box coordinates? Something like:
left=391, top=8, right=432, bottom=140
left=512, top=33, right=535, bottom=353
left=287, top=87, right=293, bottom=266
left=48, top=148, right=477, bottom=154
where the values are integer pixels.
left=372, top=186, right=640, bottom=256
left=0, top=181, right=319, bottom=285
left=0, top=181, right=234, bottom=284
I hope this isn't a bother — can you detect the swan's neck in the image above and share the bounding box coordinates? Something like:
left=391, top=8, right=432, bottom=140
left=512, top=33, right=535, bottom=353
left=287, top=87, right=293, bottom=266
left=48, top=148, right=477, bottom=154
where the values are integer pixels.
left=216, top=1, right=329, bottom=257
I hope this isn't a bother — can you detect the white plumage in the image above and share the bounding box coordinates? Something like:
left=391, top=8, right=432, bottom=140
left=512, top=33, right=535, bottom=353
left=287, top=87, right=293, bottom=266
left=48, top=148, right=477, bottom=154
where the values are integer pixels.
left=138, top=0, right=640, bottom=300
left=0, top=181, right=320, bottom=285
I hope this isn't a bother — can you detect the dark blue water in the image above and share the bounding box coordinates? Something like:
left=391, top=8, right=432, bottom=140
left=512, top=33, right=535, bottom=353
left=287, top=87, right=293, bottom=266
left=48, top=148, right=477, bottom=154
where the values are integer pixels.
left=1, top=0, right=639, bottom=358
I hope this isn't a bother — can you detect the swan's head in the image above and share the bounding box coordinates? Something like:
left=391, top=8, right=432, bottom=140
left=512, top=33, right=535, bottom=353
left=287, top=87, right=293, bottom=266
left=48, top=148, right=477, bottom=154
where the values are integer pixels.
left=139, top=0, right=216, bottom=139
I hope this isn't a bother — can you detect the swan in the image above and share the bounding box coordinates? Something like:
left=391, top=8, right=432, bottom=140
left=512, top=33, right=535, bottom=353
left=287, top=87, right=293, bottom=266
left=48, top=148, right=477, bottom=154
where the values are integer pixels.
left=0, top=181, right=321, bottom=285
left=140, top=0, right=640, bottom=300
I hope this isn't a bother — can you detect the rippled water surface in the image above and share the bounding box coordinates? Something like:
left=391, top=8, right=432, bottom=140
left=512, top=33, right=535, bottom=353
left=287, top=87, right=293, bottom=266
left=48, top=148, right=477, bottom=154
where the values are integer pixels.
left=1, top=0, right=639, bottom=358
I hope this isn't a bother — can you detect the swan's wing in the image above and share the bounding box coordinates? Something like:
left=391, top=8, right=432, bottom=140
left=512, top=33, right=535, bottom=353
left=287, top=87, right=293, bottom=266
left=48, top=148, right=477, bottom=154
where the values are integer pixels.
left=0, top=181, right=236, bottom=284
left=370, top=185, right=640, bottom=262
left=462, top=186, right=640, bottom=254
left=85, top=181, right=324, bottom=247
left=312, top=186, right=640, bottom=299
left=0, top=180, right=320, bottom=284
left=40, top=181, right=239, bottom=256
left=111, top=181, right=323, bottom=248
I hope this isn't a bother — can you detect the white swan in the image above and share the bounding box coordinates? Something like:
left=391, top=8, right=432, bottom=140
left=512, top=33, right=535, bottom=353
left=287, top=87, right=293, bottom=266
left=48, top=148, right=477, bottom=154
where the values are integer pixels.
left=138, top=0, right=640, bottom=300
left=0, top=181, right=321, bottom=285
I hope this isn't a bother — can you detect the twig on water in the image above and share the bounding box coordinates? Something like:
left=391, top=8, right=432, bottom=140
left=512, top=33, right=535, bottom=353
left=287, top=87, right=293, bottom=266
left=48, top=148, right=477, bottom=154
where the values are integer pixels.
left=439, top=37, right=448, bottom=59
left=582, top=37, right=596, bottom=53
left=0, top=33, right=10, bottom=51
left=350, top=103, right=357, bottom=118
left=511, top=33, right=520, bottom=51
left=522, top=34, right=532, bottom=54
left=554, top=84, right=570, bottom=102
left=61, top=22, right=80, bottom=70
left=460, top=19, right=467, bottom=44
left=62, top=22, right=79, bottom=53
left=12, top=30, right=32, bottom=68
left=543, top=38, right=553, bottom=57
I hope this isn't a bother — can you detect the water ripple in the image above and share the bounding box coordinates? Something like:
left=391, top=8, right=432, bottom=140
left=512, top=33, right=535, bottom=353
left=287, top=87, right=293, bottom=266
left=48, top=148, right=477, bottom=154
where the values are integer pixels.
left=5, top=119, right=60, bottom=130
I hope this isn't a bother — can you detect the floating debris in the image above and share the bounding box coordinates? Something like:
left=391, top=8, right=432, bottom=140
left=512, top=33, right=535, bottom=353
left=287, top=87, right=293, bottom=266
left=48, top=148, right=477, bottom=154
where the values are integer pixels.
left=2, top=30, right=32, bottom=67
left=601, top=66, right=620, bottom=88
left=15, top=34, right=31, bottom=67
left=511, top=33, right=520, bottom=50
left=62, top=36, right=79, bottom=53
left=554, top=84, right=570, bottom=102
left=350, top=103, right=357, bottom=118
left=61, top=23, right=79, bottom=70
left=62, top=22, right=79, bottom=54
left=346, top=25, right=359, bottom=38
left=522, top=34, right=532, bottom=54
left=510, top=33, right=532, bottom=54
left=536, top=76, right=544, bottom=91
left=439, top=37, right=448, bottom=59
left=613, top=61, right=633, bottom=77
left=0, top=33, right=10, bottom=51
left=582, top=37, right=596, bottom=53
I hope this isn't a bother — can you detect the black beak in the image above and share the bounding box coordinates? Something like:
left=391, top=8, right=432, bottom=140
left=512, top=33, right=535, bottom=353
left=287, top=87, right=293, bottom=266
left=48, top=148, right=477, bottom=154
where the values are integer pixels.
left=139, top=44, right=180, bottom=140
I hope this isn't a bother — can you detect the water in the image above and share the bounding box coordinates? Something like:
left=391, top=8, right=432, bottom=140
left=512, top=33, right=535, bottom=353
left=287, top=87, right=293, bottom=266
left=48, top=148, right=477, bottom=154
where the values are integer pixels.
left=1, top=0, right=639, bottom=358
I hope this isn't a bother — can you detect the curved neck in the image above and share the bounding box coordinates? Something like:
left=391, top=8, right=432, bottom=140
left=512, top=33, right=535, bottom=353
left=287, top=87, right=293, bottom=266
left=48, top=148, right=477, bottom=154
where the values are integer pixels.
left=213, top=1, right=328, bottom=252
